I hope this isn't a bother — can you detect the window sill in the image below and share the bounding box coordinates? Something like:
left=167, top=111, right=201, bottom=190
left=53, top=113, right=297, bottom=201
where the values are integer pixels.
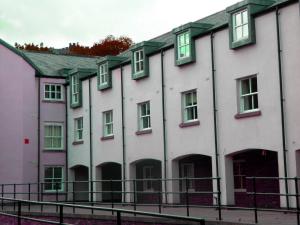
left=43, top=191, right=65, bottom=194
left=101, top=135, right=114, bottom=141
left=43, top=149, right=65, bottom=152
left=72, top=140, right=84, bottom=145
left=42, top=100, right=65, bottom=104
left=98, top=83, right=112, bottom=91
left=235, top=110, right=261, bottom=119
left=135, top=129, right=152, bottom=136
left=179, top=120, right=200, bottom=128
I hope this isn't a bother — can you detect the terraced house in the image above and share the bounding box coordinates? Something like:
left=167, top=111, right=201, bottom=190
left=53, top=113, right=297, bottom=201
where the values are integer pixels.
left=0, top=0, right=299, bottom=208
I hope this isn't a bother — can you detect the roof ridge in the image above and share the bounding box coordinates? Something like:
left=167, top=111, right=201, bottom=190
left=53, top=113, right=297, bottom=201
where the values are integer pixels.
left=22, top=50, right=100, bottom=59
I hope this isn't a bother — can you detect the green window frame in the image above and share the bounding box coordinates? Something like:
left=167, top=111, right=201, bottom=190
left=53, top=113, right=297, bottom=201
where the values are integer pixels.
left=177, top=31, right=191, bottom=59
left=233, top=9, right=249, bottom=42
left=239, top=76, right=259, bottom=113
left=132, top=48, right=148, bottom=80
left=70, top=74, right=82, bottom=108
left=44, top=84, right=63, bottom=101
left=138, top=101, right=151, bottom=131
left=44, top=167, right=63, bottom=192
left=44, top=123, right=63, bottom=150
left=103, top=110, right=113, bottom=137
left=97, top=63, right=112, bottom=90
left=74, top=117, right=83, bottom=141
left=182, top=90, right=198, bottom=122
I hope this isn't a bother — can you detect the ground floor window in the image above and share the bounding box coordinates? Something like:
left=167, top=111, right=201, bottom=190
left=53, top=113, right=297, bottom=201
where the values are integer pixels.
left=44, top=167, right=63, bottom=191
left=233, top=160, right=246, bottom=191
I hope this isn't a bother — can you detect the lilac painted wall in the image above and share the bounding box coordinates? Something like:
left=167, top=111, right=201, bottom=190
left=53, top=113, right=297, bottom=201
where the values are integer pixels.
left=40, top=78, right=66, bottom=185
left=0, top=44, right=38, bottom=186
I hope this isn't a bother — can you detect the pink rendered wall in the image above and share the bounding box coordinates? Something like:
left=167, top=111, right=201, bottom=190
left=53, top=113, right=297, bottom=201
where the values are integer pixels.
left=0, top=44, right=38, bottom=185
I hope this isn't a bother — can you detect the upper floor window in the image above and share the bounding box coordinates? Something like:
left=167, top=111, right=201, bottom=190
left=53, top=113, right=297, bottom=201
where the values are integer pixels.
left=44, top=84, right=63, bottom=101
left=71, top=75, right=79, bottom=105
left=138, top=101, right=151, bottom=130
left=44, top=123, right=63, bottom=150
left=134, top=49, right=144, bottom=74
left=233, top=9, right=249, bottom=42
left=182, top=90, right=198, bottom=122
left=74, top=117, right=83, bottom=141
left=103, top=110, right=113, bottom=137
left=99, top=63, right=108, bottom=86
left=44, top=167, right=63, bottom=192
left=239, top=76, right=258, bottom=113
left=177, top=31, right=190, bottom=59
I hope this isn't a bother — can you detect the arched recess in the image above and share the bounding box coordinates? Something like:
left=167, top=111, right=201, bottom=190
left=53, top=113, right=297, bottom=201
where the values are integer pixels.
left=95, top=162, right=122, bottom=202
left=172, top=154, right=213, bottom=205
left=226, top=149, right=280, bottom=208
left=70, top=165, right=89, bottom=202
left=130, top=159, right=162, bottom=204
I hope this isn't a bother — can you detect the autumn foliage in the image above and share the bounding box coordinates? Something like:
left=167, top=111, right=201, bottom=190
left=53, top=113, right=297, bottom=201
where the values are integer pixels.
left=15, top=35, right=133, bottom=56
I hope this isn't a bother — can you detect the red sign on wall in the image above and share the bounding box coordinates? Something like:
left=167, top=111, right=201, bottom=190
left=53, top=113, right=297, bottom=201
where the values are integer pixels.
left=24, top=138, right=29, bottom=144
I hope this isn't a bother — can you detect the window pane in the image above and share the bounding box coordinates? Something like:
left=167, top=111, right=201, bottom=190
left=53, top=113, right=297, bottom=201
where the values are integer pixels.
left=253, top=94, right=258, bottom=109
left=185, top=93, right=192, bottom=106
left=241, top=79, right=250, bottom=95
left=243, top=95, right=252, bottom=111
left=251, top=77, right=257, bottom=92
left=45, top=168, right=53, bottom=178
left=242, top=10, right=248, bottom=23
left=243, top=24, right=249, bottom=39
left=54, top=168, right=62, bottom=178
left=235, top=13, right=242, bottom=26
left=45, top=85, right=50, bottom=91
left=236, top=26, right=243, bottom=40
left=51, top=85, right=55, bottom=92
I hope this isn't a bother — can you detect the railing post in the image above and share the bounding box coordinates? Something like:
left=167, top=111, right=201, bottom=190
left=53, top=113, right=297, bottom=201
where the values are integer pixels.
left=117, top=211, right=122, bottom=225
left=56, top=183, right=59, bottom=212
left=252, top=177, right=258, bottom=224
left=59, top=204, right=64, bottom=225
left=133, top=179, right=137, bottom=214
left=1, top=184, right=3, bottom=210
left=28, top=183, right=31, bottom=211
left=185, top=178, right=190, bottom=217
left=41, top=183, right=44, bottom=212
left=111, top=179, right=114, bottom=215
left=17, top=201, right=21, bottom=225
left=217, top=177, right=222, bottom=220
left=13, top=184, right=16, bottom=211
left=91, top=180, right=94, bottom=215
left=158, top=180, right=162, bottom=214
left=295, top=177, right=299, bottom=225
left=72, top=181, right=75, bottom=214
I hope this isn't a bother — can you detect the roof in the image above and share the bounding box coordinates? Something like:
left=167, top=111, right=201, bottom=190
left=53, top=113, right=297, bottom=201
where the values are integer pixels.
left=0, top=0, right=294, bottom=77
left=22, top=51, right=99, bottom=77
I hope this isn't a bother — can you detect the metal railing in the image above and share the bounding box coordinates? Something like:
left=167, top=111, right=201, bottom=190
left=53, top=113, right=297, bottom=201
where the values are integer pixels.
left=0, top=177, right=300, bottom=224
left=0, top=197, right=205, bottom=225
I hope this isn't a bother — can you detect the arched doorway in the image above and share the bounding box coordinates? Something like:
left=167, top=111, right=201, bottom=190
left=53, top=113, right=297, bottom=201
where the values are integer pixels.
left=95, top=162, right=122, bottom=202
left=70, top=165, right=89, bottom=202
left=172, top=154, right=213, bottom=205
left=130, top=159, right=162, bottom=204
left=227, top=149, right=280, bottom=208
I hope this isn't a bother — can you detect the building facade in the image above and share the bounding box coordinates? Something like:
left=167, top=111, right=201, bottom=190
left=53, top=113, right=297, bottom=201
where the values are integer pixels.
left=0, top=0, right=299, bottom=208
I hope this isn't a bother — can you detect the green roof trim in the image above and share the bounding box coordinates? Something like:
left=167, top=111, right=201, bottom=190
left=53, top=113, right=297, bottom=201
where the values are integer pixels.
left=226, top=0, right=275, bottom=13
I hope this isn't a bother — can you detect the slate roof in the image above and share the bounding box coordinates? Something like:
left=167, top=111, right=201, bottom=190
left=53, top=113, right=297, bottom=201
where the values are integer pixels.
left=22, top=51, right=99, bottom=77
left=0, top=0, right=294, bottom=77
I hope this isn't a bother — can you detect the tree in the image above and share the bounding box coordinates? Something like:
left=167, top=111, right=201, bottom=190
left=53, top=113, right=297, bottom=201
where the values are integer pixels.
left=15, top=35, right=133, bottom=57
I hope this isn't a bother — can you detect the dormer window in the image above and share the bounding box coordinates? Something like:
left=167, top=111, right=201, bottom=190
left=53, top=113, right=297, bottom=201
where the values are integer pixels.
left=99, top=63, right=108, bottom=86
left=71, top=74, right=79, bottom=105
left=233, top=9, right=249, bottom=42
left=177, top=31, right=190, bottom=59
left=134, top=49, right=144, bottom=74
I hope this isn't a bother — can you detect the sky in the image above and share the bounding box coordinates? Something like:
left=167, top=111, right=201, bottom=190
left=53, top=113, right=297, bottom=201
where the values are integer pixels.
left=0, top=0, right=239, bottom=48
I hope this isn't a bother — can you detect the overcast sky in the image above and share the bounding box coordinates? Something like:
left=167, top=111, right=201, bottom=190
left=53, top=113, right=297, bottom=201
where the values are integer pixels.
left=0, top=0, right=239, bottom=48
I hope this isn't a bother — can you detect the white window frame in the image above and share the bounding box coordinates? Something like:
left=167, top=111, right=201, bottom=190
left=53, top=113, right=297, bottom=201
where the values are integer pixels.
left=182, top=90, right=198, bottom=122
left=74, top=117, right=83, bottom=141
left=44, top=123, right=64, bottom=150
left=71, top=75, right=79, bottom=104
left=44, top=166, right=64, bottom=192
left=103, top=110, right=113, bottom=137
left=177, top=31, right=190, bottom=59
left=233, top=160, right=246, bottom=192
left=44, top=84, right=63, bottom=101
left=143, top=166, right=154, bottom=191
left=239, top=76, right=259, bottom=113
left=99, top=63, right=108, bottom=86
left=181, top=163, right=195, bottom=192
left=138, top=101, right=151, bottom=131
left=134, top=49, right=144, bottom=74
left=233, top=9, right=249, bottom=42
